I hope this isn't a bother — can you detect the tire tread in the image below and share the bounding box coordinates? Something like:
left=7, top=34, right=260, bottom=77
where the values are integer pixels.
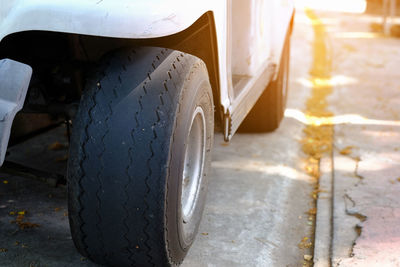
left=68, top=47, right=198, bottom=266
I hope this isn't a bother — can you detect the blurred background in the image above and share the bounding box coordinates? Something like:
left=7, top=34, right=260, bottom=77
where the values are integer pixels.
left=297, top=0, right=400, bottom=36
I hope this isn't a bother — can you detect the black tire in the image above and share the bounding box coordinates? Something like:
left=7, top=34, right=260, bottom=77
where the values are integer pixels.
left=238, top=31, right=291, bottom=133
left=67, top=47, right=214, bottom=266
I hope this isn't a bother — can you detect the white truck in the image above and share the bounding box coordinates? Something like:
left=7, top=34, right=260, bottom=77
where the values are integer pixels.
left=0, top=1, right=294, bottom=266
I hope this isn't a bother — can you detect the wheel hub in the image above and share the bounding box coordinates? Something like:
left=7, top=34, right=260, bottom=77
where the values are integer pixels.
left=181, top=106, right=206, bottom=224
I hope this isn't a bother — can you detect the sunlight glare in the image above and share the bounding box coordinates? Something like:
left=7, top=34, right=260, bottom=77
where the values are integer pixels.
left=297, top=75, right=358, bottom=88
left=333, top=32, right=384, bottom=39
left=295, top=0, right=367, bottom=13
left=285, top=108, right=400, bottom=127
left=211, top=160, right=310, bottom=182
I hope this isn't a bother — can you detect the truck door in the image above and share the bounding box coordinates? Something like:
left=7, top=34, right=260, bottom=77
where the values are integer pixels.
left=230, top=0, right=274, bottom=97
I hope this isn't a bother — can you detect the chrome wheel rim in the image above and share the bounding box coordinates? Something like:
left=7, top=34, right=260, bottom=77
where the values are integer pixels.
left=181, top=106, right=206, bottom=224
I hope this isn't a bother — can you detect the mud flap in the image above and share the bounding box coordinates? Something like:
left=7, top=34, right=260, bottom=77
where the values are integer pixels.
left=0, top=59, right=32, bottom=166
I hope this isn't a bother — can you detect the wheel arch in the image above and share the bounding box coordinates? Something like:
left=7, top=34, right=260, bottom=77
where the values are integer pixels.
left=131, top=12, right=222, bottom=124
left=0, top=11, right=222, bottom=126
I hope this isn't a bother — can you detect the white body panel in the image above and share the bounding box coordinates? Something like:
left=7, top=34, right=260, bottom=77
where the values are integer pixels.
left=0, top=0, right=223, bottom=39
left=231, top=0, right=273, bottom=77
left=231, top=0, right=293, bottom=77
left=0, top=0, right=231, bottom=110
left=0, top=0, right=293, bottom=114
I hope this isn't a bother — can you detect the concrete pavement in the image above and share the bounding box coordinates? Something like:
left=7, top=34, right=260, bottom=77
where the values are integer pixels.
left=0, top=9, right=316, bottom=267
left=1, top=6, right=400, bottom=267
left=327, top=10, right=400, bottom=267
left=308, top=8, right=400, bottom=267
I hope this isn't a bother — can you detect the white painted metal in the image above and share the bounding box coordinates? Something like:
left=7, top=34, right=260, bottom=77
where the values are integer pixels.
left=0, top=0, right=293, bottom=112
left=0, top=0, right=294, bottom=149
left=0, top=59, right=32, bottom=165
left=225, top=0, right=294, bottom=139
left=271, top=0, right=295, bottom=71
left=231, top=0, right=273, bottom=77
left=230, top=0, right=293, bottom=78
left=0, top=0, right=231, bottom=112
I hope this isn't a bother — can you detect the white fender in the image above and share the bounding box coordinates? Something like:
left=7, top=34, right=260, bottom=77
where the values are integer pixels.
left=0, top=0, right=294, bottom=134
left=0, top=0, right=230, bottom=110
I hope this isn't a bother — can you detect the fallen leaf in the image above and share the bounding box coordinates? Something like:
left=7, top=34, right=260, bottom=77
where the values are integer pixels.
left=340, top=146, right=354, bottom=155
left=0, top=248, right=7, bottom=252
left=298, top=237, right=312, bottom=249
left=10, top=211, right=40, bottom=230
left=16, top=222, right=40, bottom=230
left=305, top=164, right=319, bottom=178
left=311, top=189, right=322, bottom=200
left=304, top=254, right=313, bottom=261
left=307, top=208, right=317, bottom=215
left=201, top=232, right=209, bottom=236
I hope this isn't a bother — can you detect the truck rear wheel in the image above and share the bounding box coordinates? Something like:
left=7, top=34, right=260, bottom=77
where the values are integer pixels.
left=238, top=32, right=291, bottom=132
left=67, top=47, right=214, bottom=266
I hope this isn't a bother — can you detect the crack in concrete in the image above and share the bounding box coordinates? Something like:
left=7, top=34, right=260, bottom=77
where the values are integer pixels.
left=346, top=164, right=368, bottom=258
left=335, top=151, right=367, bottom=259
left=344, top=193, right=367, bottom=222
left=343, top=191, right=367, bottom=258
left=353, top=159, right=364, bottom=180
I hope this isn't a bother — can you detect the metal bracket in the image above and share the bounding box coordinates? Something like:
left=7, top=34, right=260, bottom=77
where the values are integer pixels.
left=0, top=59, right=32, bottom=166
left=223, top=111, right=232, bottom=142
